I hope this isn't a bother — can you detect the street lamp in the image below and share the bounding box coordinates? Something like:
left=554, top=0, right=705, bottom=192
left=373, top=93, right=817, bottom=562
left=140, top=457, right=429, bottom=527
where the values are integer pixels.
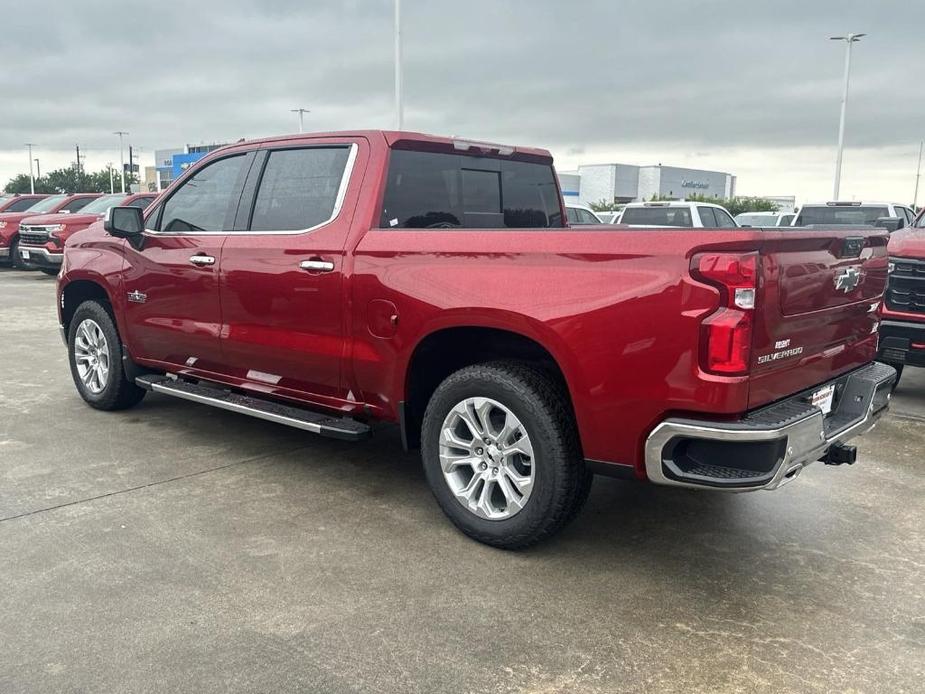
left=114, top=130, right=129, bottom=193
left=830, top=33, right=865, bottom=200
left=914, top=141, right=923, bottom=212
left=25, top=143, right=36, bottom=193
left=34, top=158, right=40, bottom=179
left=290, top=108, right=310, bottom=133
left=394, top=0, right=403, bottom=129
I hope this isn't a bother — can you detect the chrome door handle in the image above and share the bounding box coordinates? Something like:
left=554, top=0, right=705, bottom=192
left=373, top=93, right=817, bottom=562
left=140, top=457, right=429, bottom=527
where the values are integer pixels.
left=300, top=259, right=335, bottom=272
left=189, top=255, right=215, bottom=266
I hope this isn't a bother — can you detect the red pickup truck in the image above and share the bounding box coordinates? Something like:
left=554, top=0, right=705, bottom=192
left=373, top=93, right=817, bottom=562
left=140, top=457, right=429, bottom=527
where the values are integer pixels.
left=878, top=212, right=925, bottom=385
left=57, top=131, right=895, bottom=548
left=17, top=192, right=156, bottom=275
left=1, top=193, right=101, bottom=269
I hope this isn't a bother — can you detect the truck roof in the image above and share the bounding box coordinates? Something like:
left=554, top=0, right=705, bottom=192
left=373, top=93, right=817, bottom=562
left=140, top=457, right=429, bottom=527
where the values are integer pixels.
left=211, top=130, right=554, bottom=163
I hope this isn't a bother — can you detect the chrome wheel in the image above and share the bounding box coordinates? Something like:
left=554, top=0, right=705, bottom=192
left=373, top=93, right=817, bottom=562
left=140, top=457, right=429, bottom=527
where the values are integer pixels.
left=438, top=397, right=535, bottom=520
left=74, top=318, right=111, bottom=394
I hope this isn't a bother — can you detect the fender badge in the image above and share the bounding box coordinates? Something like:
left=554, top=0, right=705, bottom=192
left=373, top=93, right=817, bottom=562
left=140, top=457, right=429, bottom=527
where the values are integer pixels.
left=127, top=290, right=147, bottom=304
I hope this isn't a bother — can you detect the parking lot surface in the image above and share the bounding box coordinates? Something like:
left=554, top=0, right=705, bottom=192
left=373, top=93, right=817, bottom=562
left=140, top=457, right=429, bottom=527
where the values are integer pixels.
left=1, top=267, right=922, bottom=693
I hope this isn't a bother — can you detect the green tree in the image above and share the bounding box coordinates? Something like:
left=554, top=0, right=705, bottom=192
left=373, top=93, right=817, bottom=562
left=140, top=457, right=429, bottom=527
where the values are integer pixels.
left=590, top=199, right=621, bottom=212
left=4, top=166, right=136, bottom=195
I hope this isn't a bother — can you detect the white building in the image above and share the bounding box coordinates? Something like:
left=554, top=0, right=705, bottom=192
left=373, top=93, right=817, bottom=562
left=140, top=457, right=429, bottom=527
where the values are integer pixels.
left=561, top=163, right=737, bottom=206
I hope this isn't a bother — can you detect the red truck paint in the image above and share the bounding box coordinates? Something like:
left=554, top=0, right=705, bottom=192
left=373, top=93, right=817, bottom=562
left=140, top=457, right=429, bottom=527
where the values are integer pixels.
left=57, top=131, right=893, bottom=494
left=17, top=193, right=156, bottom=271
left=878, top=218, right=925, bottom=377
left=0, top=193, right=102, bottom=266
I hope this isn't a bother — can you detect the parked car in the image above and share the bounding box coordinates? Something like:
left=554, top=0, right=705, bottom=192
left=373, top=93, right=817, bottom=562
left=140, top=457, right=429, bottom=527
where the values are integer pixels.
left=735, top=211, right=795, bottom=227
left=792, top=201, right=916, bottom=230
left=565, top=203, right=602, bottom=225
left=0, top=193, right=50, bottom=214
left=58, top=130, right=895, bottom=548
left=0, top=193, right=102, bottom=268
left=878, top=211, right=925, bottom=388
left=18, top=192, right=156, bottom=275
left=594, top=210, right=621, bottom=224
left=618, top=201, right=737, bottom=228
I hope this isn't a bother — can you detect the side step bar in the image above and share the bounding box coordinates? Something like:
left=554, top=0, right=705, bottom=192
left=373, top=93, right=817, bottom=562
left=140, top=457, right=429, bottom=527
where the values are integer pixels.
left=136, top=374, right=371, bottom=442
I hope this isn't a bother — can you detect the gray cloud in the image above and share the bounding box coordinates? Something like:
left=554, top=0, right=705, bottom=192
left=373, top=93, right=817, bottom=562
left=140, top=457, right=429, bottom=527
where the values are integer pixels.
left=1, top=0, right=923, bottom=190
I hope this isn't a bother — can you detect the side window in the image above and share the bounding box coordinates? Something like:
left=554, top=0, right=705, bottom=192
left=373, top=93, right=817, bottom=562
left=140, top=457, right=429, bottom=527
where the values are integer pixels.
left=61, top=197, right=95, bottom=213
left=698, top=206, right=717, bottom=227
left=249, top=147, right=351, bottom=231
left=713, top=208, right=737, bottom=228
left=779, top=214, right=795, bottom=226
left=566, top=207, right=580, bottom=224
left=579, top=208, right=599, bottom=223
left=126, top=196, right=155, bottom=209
left=158, top=154, right=247, bottom=232
left=898, top=207, right=913, bottom=226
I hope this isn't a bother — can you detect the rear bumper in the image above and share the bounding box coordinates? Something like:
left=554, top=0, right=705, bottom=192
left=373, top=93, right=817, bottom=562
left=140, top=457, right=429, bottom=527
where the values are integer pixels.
left=644, top=361, right=896, bottom=491
left=18, top=246, right=63, bottom=269
left=878, top=319, right=925, bottom=368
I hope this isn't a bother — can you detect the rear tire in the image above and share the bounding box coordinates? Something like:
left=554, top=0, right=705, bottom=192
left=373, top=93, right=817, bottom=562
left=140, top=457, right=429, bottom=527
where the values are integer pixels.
left=421, top=361, right=591, bottom=549
left=68, top=300, right=146, bottom=411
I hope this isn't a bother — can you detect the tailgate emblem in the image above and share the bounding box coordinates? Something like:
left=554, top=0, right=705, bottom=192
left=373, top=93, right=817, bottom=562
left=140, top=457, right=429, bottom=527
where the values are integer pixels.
left=833, top=266, right=862, bottom=293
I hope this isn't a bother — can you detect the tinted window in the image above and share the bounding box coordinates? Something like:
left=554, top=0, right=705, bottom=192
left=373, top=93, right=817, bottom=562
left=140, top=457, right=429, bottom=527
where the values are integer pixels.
left=5, top=197, right=46, bottom=212
left=619, top=207, right=693, bottom=227
left=735, top=213, right=775, bottom=226
left=61, top=197, right=97, bottom=213
left=698, top=207, right=717, bottom=226
left=795, top=206, right=889, bottom=226
left=713, top=208, right=737, bottom=228
left=158, top=155, right=247, bottom=232
left=126, top=196, right=156, bottom=209
left=26, top=195, right=67, bottom=213
left=898, top=207, right=914, bottom=225
left=380, top=149, right=562, bottom=229
left=566, top=207, right=580, bottom=224
left=779, top=214, right=795, bottom=226
left=249, top=147, right=350, bottom=231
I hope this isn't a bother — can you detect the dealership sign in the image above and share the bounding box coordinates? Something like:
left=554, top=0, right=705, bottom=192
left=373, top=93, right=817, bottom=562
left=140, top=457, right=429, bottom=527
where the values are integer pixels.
left=681, top=179, right=710, bottom=189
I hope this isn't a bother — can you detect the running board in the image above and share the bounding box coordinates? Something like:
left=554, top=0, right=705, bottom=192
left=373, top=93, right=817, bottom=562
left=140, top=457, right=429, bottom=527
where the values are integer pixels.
left=135, top=374, right=370, bottom=441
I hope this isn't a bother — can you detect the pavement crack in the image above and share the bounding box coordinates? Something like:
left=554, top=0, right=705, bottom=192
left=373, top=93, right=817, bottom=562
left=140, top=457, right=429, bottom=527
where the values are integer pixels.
left=0, top=445, right=308, bottom=523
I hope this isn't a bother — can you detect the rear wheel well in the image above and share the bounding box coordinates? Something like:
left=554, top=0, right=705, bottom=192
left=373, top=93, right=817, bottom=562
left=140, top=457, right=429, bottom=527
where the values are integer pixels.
left=62, top=280, right=112, bottom=333
left=402, top=327, right=575, bottom=450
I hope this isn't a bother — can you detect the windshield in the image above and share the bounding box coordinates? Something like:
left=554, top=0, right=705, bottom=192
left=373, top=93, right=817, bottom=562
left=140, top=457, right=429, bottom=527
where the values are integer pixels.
left=5, top=197, right=47, bottom=212
left=77, top=194, right=128, bottom=215
left=736, top=213, right=776, bottom=226
left=795, top=206, right=889, bottom=226
left=23, top=194, right=67, bottom=213
left=620, top=206, right=693, bottom=227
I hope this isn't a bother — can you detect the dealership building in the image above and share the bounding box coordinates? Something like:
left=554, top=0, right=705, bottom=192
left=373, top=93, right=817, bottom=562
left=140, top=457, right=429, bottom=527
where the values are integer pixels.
left=145, top=142, right=233, bottom=191
left=559, top=163, right=737, bottom=206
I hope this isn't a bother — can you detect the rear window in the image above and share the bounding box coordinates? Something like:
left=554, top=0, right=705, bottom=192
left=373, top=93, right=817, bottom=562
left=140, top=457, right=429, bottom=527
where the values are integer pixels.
left=795, top=206, right=889, bottom=226
left=4, top=197, right=46, bottom=212
left=620, top=206, right=693, bottom=227
left=379, top=150, right=562, bottom=229
left=736, top=213, right=775, bottom=227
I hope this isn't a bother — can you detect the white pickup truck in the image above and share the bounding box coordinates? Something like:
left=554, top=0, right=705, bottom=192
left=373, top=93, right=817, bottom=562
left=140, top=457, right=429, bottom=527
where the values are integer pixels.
left=616, top=201, right=737, bottom=228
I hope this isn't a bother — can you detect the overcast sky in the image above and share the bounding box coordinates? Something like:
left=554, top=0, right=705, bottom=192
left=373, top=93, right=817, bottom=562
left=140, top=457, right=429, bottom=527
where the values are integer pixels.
left=1, top=0, right=922, bottom=203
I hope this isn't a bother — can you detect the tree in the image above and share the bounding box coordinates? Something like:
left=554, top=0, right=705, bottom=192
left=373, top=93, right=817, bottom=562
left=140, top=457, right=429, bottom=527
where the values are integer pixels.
left=3, top=166, right=137, bottom=194
left=590, top=199, right=621, bottom=212
left=648, top=193, right=778, bottom=217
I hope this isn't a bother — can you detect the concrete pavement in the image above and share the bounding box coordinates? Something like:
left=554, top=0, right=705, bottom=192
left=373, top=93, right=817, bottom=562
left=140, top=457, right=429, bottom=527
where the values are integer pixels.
left=1, top=268, right=922, bottom=693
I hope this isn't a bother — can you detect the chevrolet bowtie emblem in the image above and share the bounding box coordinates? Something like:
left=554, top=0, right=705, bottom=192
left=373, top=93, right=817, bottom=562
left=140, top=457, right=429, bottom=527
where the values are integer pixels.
left=833, top=266, right=862, bottom=293
left=127, top=290, right=147, bottom=304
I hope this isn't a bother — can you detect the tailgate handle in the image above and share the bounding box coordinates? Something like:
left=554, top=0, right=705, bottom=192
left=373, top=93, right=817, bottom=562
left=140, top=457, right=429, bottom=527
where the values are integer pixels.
left=840, top=236, right=865, bottom=258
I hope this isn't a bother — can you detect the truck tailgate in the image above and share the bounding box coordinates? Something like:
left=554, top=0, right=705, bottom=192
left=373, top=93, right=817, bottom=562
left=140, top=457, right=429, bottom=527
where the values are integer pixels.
left=748, top=229, right=889, bottom=409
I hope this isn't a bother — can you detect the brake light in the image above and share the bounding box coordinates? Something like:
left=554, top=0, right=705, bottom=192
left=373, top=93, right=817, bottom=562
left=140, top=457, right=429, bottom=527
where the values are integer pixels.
left=693, top=252, right=758, bottom=375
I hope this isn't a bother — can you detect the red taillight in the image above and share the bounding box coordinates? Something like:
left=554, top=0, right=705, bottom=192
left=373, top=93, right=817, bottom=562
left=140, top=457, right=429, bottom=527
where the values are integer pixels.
left=693, top=252, right=758, bottom=376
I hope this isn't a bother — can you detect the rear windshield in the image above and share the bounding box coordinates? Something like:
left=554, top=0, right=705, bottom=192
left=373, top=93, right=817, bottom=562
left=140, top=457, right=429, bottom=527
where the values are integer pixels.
left=795, top=206, right=889, bottom=226
left=620, top=206, right=693, bottom=227
left=379, top=149, right=562, bottom=229
left=736, top=214, right=776, bottom=227
left=4, top=197, right=47, bottom=212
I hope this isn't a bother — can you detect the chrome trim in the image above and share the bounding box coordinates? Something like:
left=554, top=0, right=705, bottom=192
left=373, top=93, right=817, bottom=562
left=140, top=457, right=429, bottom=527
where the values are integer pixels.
left=189, top=255, right=216, bottom=266
left=19, top=224, right=61, bottom=233
left=299, top=259, right=335, bottom=272
left=140, top=378, right=325, bottom=434
left=19, top=247, right=63, bottom=264
left=644, top=367, right=892, bottom=492
left=143, top=143, right=358, bottom=237
left=0, top=248, right=9, bottom=258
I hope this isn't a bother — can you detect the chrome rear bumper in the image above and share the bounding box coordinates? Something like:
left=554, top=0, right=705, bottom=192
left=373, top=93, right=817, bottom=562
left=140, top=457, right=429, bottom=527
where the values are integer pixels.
left=644, top=362, right=896, bottom=491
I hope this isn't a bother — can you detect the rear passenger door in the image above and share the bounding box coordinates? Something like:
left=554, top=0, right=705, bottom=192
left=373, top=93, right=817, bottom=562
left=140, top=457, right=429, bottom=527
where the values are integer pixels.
left=218, top=140, right=361, bottom=405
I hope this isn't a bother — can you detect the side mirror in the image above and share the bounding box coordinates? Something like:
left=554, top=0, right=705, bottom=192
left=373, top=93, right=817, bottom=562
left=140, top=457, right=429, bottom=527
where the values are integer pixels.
left=874, top=216, right=902, bottom=232
left=104, top=206, right=144, bottom=238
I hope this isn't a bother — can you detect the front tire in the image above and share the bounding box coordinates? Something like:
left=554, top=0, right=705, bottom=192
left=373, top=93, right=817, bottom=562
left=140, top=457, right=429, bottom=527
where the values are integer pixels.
left=421, top=361, right=591, bottom=549
left=10, top=238, right=24, bottom=269
left=68, top=300, right=146, bottom=410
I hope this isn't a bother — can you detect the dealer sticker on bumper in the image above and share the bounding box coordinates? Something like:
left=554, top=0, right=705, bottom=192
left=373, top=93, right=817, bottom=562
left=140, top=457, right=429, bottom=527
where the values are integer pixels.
left=811, top=384, right=836, bottom=415
left=20, top=249, right=30, bottom=260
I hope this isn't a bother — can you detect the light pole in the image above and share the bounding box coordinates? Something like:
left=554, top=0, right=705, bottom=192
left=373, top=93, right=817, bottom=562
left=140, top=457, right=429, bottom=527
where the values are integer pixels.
left=25, top=143, right=36, bottom=193
left=34, top=159, right=40, bottom=179
left=114, top=131, right=128, bottom=193
left=830, top=33, right=865, bottom=200
left=107, top=163, right=114, bottom=194
left=394, top=0, right=403, bottom=129
left=290, top=108, right=310, bottom=133
left=914, top=141, right=923, bottom=212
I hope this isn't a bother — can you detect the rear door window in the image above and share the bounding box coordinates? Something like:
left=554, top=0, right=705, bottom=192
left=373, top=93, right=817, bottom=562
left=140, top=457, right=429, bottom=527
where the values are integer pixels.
left=380, top=149, right=562, bottom=229
left=249, top=147, right=351, bottom=231
left=698, top=207, right=717, bottom=227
